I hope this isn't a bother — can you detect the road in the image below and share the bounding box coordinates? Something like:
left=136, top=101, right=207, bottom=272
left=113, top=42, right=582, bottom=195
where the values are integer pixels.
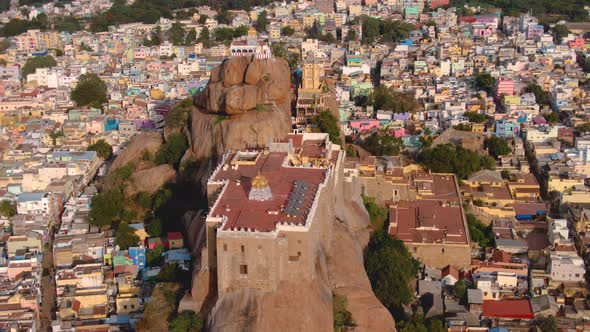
left=39, top=226, right=57, bottom=332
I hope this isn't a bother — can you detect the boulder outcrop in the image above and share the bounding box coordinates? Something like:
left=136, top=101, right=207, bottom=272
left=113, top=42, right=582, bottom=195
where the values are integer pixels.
left=186, top=56, right=293, bottom=163
left=110, top=132, right=163, bottom=172
left=124, top=164, right=176, bottom=196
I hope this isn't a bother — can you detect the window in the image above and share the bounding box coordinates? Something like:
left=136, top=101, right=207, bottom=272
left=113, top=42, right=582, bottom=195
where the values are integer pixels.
left=223, top=244, right=227, bottom=252
left=240, top=264, right=248, bottom=275
left=241, top=245, right=245, bottom=253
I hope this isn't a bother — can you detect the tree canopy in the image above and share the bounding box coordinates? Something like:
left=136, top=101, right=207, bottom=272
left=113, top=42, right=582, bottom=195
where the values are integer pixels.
left=155, top=133, right=188, bottom=169
left=71, top=73, right=108, bottom=107
left=21, top=55, right=57, bottom=77
left=312, top=111, right=341, bottom=145
left=256, top=10, right=269, bottom=32
left=467, top=213, right=495, bottom=248
left=525, top=83, right=548, bottom=105
left=543, top=112, right=560, bottom=124
left=365, top=230, right=420, bottom=320
left=449, top=0, right=588, bottom=22
left=116, top=222, right=140, bottom=250
left=485, top=136, right=511, bottom=159
left=0, top=200, right=16, bottom=218
left=474, top=72, right=495, bottom=95
left=552, top=24, right=570, bottom=44
left=417, top=143, right=493, bottom=179
left=463, top=112, right=487, bottom=123
left=360, top=16, right=414, bottom=45
left=87, top=139, right=113, bottom=160
left=398, top=312, right=446, bottom=332
left=170, top=311, right=203, bottom=332
left=370, top=86, right=418, bottom=113
left=362, top=133, right=403, bottom=156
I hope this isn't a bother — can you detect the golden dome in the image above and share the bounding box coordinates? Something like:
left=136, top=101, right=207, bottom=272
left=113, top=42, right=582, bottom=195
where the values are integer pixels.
left=251, top=173, right=269, bottom=189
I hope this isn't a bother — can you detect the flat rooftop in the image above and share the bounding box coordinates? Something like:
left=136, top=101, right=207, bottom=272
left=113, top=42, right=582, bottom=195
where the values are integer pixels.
left=390, top=200, right=468, bottom=245
left=210, top=151, right=329, bottom=232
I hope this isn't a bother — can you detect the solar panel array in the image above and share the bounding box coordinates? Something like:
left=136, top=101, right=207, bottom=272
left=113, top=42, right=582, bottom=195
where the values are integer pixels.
left=284, top=181, right=310, bottom=217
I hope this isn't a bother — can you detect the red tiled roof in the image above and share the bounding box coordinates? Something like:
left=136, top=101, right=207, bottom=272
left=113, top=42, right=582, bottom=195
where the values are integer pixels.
left=512, top=203, right=547, bottom=216
left=211, top=152, right=327, bottom=232
left=390, top=200, right=468, bottom=244
left=442, top=265, right=460, bottom=280
left=482, top=299, right=534, bottom=319
left=167, top=232, right=183, bottom=240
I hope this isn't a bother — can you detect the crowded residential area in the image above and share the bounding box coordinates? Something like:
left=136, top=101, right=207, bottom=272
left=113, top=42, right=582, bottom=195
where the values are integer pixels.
left=0, top=0, right=588, bottom=331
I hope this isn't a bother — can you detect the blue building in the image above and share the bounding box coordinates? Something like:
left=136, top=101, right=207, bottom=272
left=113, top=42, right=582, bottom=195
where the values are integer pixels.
left=495, top=120, right=520, bottom=137
left=128, top=247, right=146, bottom=271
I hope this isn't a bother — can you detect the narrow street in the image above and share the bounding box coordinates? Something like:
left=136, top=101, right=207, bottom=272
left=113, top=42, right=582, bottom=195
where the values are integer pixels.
left=39, top=227, right=57, bottom=332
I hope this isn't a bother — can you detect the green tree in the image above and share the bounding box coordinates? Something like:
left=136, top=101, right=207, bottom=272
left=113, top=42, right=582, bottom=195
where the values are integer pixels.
left=256, top=10, right=269, bottom=32
left=281, top=26, right=295, bottom=36
left=474, top=72, right=495, bottom=94
left=49, top=130, right=64, bottom=145
left=197, top=27, right=211, bottom=46
left=312, top=111, right=341, bottom=145
left=398, top=312, right=446, bottom=332
left=71, top=73, right=108, bottom=107
left=168, top=22, right=186, bottom=46
left=543, top=112, right=560, bottom=124
left=135, top=192, right=152, bottom=210
left=146, top=244, right=165, bottom=266
left=365, top=230, right=419, bottom=320
left=0, top=39, right=10, bottom=53
left=155, top=133, right=188, bottom=169
left=525, top=83, right=549, bottom=105
left=538, top=316, right=558, bottom=332
left=170, top=311, right=203, bottom=332
left=485, top=136, right=511, bottom=159
left=362, top=133, right=403, bottom=156
left=185, top=28, right=197, bottom=45
left=370, top=86, right=417, bottom=113
left=453, top=123, right=471, bottom=131
left=55, top=15, right=82, bottom=33
left=0, top=200, right=16, bottom=218
left=417, top=144, right=491, bottom=179
left=552, top=24, right=570, bottom=44
left=79, top=42, right=93, bottom=52
left=576, top=123, right=590, bottom=133
left=198, top=15, right=208, bottom=24
left=116, top=222, right=140, bottom=250
left=467, top=213, right=494, bottom=248
left=362, top=195, right=388, bottom=230
left=87, top=139, right=113, bottom=160
left=215, top=10, right=233, bottom=24
left=453, top=279, right=467, bottom=304
left=87, top=189, right=125, bottom=227
left=147, top=219, right=162, bottom=237
left=333, top=294, right=355, bottom=331
left=463, top=112, right=487, bottom=123
left=21, top=55, right=57, bottom=76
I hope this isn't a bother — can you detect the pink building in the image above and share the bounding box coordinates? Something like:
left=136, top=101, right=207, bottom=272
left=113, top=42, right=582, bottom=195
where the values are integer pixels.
left=430, top=0, right=449, bottom=9
left=349, top=119, right=380, bottom=132
left=569, top=37, right=585, bottom=49
left=497, top=77, right=514, bottom=97
left=392, top=128, right=408, bottom=138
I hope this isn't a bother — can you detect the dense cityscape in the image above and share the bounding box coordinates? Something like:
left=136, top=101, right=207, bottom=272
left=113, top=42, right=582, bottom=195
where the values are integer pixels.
left=0, top=0, right=589, bottom=331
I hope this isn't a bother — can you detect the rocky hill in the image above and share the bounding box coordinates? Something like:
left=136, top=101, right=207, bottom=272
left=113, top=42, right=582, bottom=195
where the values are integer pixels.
left=178, top=56, right=396, bottom=332
left=187, top=56, right=292, bottom=162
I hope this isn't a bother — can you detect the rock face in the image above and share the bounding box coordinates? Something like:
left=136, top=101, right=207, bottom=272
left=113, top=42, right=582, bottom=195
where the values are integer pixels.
left=182, top=57, right=395, bottom=332
left=110, top=132, right=163, bottom=171
left=193, top=56, right=291, bottom=116
left=187, top=56, right=292, bottom=163
left=124, top=164, right=176, bottom=196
